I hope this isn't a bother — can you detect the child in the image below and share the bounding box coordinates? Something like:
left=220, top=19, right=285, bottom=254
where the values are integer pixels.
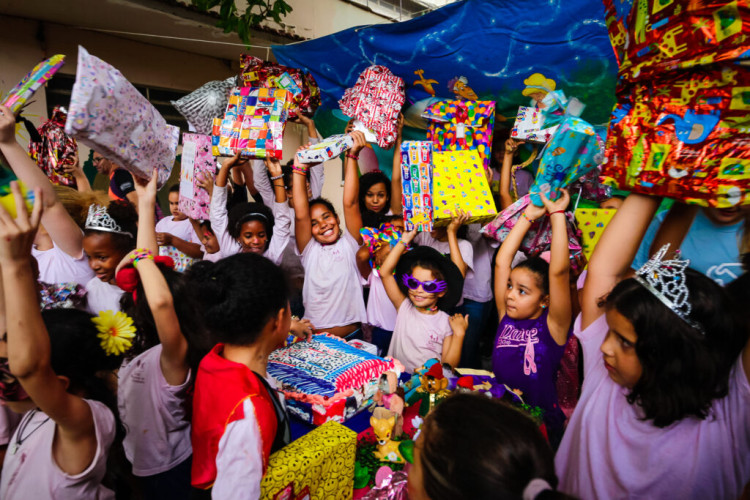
left=492, top=190, right=572, bottom=444
left=189, top=254, right=291, bottom=499
left=116, top=173, right=201, bottom=499
left=293, top=134, right=368, bottom=338
left=190, top=219, right=221, bottom=262
left=408, top=394, right=568, bottom=500
left=155, top=184, right=203, bottom=264
left=359, top=170, right=392, bottom=224
left=378, top=228, right=467, bottom=372
left=0, top=184, right=123, bottom=498
left=211, top=153, right=290, bottom=265
left=555, top=192, right=750, bottom=499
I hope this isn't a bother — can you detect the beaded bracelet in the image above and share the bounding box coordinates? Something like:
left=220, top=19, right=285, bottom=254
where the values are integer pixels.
left=521, top=212, right=537, bottom=223
left=270, top=173, right=284, bottom=181
left=129, top=248, right=154, bottom=268
left=292, top=164, right=309, bottom=176
left=346, top=153, right=359, bottom=160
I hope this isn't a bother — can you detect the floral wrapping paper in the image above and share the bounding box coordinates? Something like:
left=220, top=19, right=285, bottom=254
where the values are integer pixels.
left=602, top=1, right=750, bottom=207
left=239, top=55, right=320, bottom=119
left=178, top=133, right=214, bottom=220
left=64, top=46, right=178, bottom=188
left=432, top=150, right=497, bottom=226
left=171, top=77, right=237, bottom=136
left=482, top=194, right=583, bottom=266
left=212, top=87, right=291, bottom=160
left=296, top=134, right=354, bottom=164
left=528, top=115, right=604, bottom=207
left=423, top=99, right=496, bottom=178
left=28, top=107, right=78, bottom=188
left=2, top=55, right=65, bottom=115
left=260, top=421, right=356, bottom=500
left=400, top=141, right=433, bottom=232
left=338, top=66, right=405, bottom=149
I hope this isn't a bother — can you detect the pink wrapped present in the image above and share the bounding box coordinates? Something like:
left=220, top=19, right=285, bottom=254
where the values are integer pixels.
left=178, top=133, right=215, bottom=220
left=64, top=47, right=178, bottom=188
left=339, top=66, right=405, bottom=149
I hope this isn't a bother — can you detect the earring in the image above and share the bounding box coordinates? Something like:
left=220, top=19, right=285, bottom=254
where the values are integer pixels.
left=541, top=304, right=547, bottom=309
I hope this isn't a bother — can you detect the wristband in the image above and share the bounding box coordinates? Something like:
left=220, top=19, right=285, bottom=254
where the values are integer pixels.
left=549, top=210, right=566, bottom=216
left=270, top=173, right=284, bottom=181
left=346, top=153, right=359, bottom=160
left=521, top=212, right=537, bottom=223
left=129, top=248, right=154, bottom=268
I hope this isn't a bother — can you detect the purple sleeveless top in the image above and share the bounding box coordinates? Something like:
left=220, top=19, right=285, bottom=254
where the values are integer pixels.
left=491, top=310, right=567, bottom=413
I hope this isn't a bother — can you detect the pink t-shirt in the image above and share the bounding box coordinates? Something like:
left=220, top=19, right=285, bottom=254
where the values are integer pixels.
left=366, top=270, right=397, bottom=331
left=387, top=299, right=452, bottom=372
left=0, top=405, right=21, bottom=446
left=32, top=243, right=95, bottom=287
left=555, top=314, right=750, bottom=500
left=118, top=345, right=192, bottom=477
left=0, top=400, right=115, bottom=499
left=85, top=277, right=124, bottom=315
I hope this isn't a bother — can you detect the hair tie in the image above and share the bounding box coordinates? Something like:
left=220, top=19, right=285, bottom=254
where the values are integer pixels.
left=522, top=478, right=552, bottom=500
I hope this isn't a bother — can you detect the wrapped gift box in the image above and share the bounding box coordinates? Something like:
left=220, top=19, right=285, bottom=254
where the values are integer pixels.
left=432, top=150, right=497, bottom=226
left=28, top=107, right=78, bottom=188
left=400, top=141, right=434, bottom=232
left=240, top=55, right=321, bottom=119
left=510, top=106, right=559, bottom=143
left=574, top=208, right=617, bottom=261
left=529, top=116, right=603, bottom=207
left=171, top=78, right=236, bottom=136
left=2, top=55, right=65, bottom=115
left=260, top=421, right=356, bottom=500
left=338, top=65, right=405, bottom=149
left=297, top=134, right=354, bottom=164
left=211, top=87, right=291, bottom=160
left=65, top=47, right=178, bottom=188
left=179, top=133, right=215, bottom=220
left=423, top=99, right=496, bottom=177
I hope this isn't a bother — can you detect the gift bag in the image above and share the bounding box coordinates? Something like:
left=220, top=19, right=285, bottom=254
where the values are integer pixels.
left=178, top=133, right=214, bottom=220
left=65, top=47, right=178, bottom=188
left=338, top=66, right=405, bottom=149
left=401, top=141, right=433, bottom=232
left=528, top=115, right=604, bottom=207
left=260, top=421, right=356, bottom=500
left=296, top=134, right=354, bottom=164
left=574, top=208, right=616, bottom=261
left=2, top=55, right=65, bottom=115
left=510, top=106, right=559, bottom=143
left=482, top=194, right=582, bottom=264
left=432, top=150, right=496, bottom=226
left=240, top=55, right=320, bottom=119
left=211, top=87, right=291, bottom=160
left=28, top=106, right=78, bottom=188
left=423, top=100, right=496, bottom=177
left=171, top=77, right=236, bottom=136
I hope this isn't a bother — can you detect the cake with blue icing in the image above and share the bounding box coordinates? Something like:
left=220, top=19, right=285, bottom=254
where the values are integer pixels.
left=268, top=334, right=401, bottom=425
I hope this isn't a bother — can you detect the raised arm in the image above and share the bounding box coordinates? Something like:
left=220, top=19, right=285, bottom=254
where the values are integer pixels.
left=390, top=114, right=404, bottom=215
left=446, top=210, right=470, bottom=277
left=62, top=150, right=92, bottom=193
left=133, top=171, right=158, bottom=254
left=292, top=146, right=314, bottom=253
left=378, top=228, right=417, bottom=310
left=343, top=131, right=367, bottom=244
left=356, top=245, right=372, bottom=281
left=494, top=202, right=546, bottom=318
left=211, top=154, right=243, bottom=256
left=540, top=190, right=572, bottom=346
left=581, top=193, right=660, bottom=329
left=499, top=139, right=524, bottom=210
left=0, top=106, right=83, bottom=258
left=442, top=314, right=468, bottom=368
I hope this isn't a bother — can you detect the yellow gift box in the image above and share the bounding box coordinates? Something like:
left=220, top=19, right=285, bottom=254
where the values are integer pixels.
left=260, top=421, right=356, bottom=500
left=433, top=150, right=497, bottom=227
left=574, top=208, right=617, bottom=261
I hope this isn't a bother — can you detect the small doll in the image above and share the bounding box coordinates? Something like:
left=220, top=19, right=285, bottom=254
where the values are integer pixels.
left=407, top=363, right=450, bottom=417
left=372, top=371, right=405, bottom=436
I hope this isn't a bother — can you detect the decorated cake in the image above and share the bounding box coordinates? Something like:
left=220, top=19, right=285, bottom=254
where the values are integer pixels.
left=268, top=334, right=401, bottom=425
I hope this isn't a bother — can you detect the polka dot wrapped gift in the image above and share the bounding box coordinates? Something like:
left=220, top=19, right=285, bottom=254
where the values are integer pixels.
left=432, top=150, right=497, bottom=227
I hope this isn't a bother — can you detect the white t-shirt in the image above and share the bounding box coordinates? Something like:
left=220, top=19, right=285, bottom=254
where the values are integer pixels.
left=414, top=232, right=474, bottom=304
left=301, top=231, right=367, bottom=329
left=252, top=136, right=323, bottom=208
left=462, top=224, right=497, bottom=303
left=118, top=345, right=192, bottom=477
left=0, top=400, right=115, bottom=500
left=366, top=270, right=397, bottom=331
left=85, top=277, right=124, bottom=315
left=32, top=243, right=95, bottom=287
left=155, top=216, right=196, bottom=243
left=210, top=185, right=291, bottom=266
left=387, top=299, right=452, bottom=373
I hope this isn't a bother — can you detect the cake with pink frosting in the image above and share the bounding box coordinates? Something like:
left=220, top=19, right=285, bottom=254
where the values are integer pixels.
left=268, top=334, right=401, bottom=425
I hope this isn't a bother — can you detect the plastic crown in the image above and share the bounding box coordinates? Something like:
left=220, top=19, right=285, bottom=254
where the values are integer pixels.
left=85, top=205, right=133, bottom=238
left=634, top=244, right=704, bottom=335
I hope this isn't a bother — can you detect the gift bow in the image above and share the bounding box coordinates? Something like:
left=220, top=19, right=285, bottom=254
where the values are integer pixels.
left=116, top=256, right=175, bottom=300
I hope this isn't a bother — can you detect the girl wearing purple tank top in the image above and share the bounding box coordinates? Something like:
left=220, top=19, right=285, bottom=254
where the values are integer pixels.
left=492, top=190, right=572, bottom=445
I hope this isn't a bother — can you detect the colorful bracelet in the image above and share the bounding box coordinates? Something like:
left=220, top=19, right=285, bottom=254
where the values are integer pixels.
left=129, top=248, right=154, bottom=268
left=292, top=164, right=309, bottom=176
left=346, top=153, right=359, bottom=160
left=521, top=212, right=537, bottom=223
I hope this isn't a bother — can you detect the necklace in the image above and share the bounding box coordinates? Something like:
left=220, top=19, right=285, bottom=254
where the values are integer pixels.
left=10, top=409, right=50, bottom=455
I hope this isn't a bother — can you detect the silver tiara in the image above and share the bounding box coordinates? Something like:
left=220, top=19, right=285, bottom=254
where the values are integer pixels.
left=85, top=205, right=133, bottom=238
left=634, top=244, right=704, bottom=334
